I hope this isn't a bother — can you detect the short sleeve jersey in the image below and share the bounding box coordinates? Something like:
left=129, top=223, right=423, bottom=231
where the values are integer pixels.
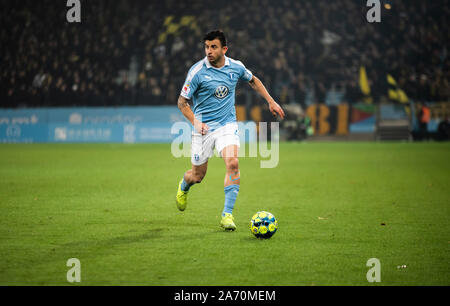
left=180, top=56, right=253, bottom=131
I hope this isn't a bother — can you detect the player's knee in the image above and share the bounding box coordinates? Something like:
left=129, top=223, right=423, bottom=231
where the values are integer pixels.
left=226, top=158, right=239, bottom=173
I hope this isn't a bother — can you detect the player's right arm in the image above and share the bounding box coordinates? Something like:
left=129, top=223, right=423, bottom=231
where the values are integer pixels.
left=179, top=62, right=209, bottom=135
left=177, top=95, right=208, bottom=135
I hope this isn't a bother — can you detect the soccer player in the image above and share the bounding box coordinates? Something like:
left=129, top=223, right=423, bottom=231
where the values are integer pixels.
left=175, top=30, right=285, bottom=231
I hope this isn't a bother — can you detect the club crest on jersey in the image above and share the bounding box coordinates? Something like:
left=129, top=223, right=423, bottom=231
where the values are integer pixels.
left=214, top=85, right=229, bottom=99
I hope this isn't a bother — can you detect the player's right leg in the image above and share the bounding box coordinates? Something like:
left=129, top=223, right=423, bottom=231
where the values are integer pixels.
left=176, top=162, right=208, bottom=211
left=176, top=126, right=215, bottom=211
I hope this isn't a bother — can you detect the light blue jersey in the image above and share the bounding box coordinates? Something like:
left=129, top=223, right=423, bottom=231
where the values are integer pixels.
left=180, top=56, right=253, bottom=131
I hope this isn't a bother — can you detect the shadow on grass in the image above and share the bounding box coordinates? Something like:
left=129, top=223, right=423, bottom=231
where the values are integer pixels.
left=15, top=227, right=167, bottom=271
left=59, top=227, right=164, bottom=250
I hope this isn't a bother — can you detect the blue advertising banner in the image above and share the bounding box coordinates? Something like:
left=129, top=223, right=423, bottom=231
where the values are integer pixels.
left=0, top=109, right=49, bottom=143
left=0, top=107, right=257, bottom=143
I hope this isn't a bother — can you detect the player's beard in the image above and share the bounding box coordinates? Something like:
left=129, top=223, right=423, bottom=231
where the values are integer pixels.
left=208, top=54, right=223, bottom=66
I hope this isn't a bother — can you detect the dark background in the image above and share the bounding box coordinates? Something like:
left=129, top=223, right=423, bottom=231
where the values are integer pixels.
left=1, top=0, right=449, bottom=108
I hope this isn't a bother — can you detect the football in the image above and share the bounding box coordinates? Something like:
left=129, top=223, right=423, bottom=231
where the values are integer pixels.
left=249, top=211, right=278, bottom=239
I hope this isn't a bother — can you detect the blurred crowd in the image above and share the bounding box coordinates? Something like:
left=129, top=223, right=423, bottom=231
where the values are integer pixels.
left=1, top=0, right=449, bottom=108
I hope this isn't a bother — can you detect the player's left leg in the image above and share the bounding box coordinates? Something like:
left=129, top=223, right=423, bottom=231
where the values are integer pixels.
left=220, top=144, right=240, bottom=230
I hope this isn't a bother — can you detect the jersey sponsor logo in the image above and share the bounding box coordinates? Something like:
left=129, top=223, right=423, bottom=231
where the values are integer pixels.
left=214, top=85, right=229, bottom=99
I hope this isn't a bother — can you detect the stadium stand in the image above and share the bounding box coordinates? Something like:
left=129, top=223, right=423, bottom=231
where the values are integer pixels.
left=1, top=0, right=449, bottom=108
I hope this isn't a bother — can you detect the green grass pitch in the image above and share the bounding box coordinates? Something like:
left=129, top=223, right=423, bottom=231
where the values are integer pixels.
left=0, top=142, right=449, bottom=285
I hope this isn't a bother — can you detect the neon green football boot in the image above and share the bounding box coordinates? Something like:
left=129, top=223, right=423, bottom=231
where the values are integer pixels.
left=175, top=179, right=188, bottom=211
left=220, top=213, right=236, bottom=231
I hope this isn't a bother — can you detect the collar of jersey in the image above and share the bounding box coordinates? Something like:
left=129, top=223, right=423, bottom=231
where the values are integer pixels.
left=204, top=56, right=230, bottom=69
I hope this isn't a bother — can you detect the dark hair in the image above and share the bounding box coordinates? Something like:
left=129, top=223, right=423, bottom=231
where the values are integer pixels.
left=203, top=30, right=227, bottom=47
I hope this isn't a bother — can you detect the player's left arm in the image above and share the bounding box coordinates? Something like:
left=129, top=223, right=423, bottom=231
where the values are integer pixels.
left=248, top=76, right=285, bottom=120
